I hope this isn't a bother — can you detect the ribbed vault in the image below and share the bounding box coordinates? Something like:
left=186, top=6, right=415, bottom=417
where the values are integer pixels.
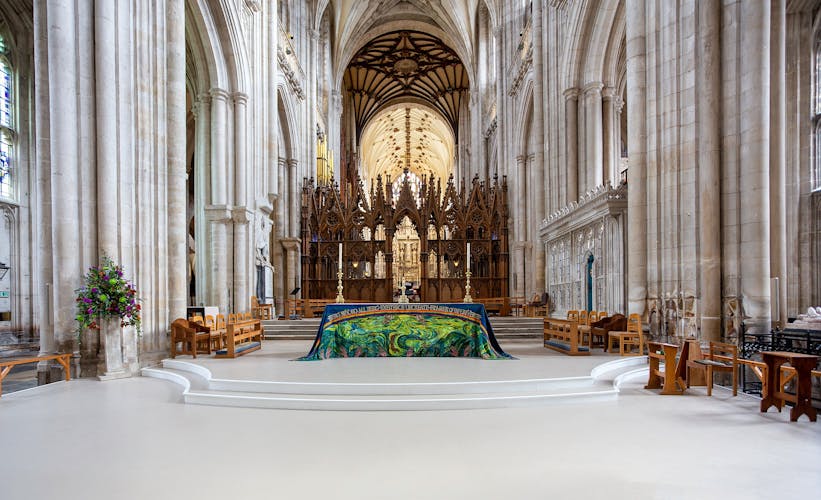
left=343, top=30, right=469, bottom=136
left=360, top=104, right=454, bottom=190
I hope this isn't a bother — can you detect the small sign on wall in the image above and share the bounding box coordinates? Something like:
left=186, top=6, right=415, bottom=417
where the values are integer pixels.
left=0, top=291, right=8, bottom=298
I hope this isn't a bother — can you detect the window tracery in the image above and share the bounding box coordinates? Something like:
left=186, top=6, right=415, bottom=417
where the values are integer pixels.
left=0, top=32, right=13, bottom=200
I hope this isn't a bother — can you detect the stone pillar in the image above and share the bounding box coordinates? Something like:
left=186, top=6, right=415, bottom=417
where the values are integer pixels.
left=602, top=86, right=617, bottom=186
left=288, top=159, right=299, bottom=238
left=515, top=155, right=527, bottom=241
left=166, top=0, right=187, bottom=320
left=281, top=238, right=301, bottom=311
left=267, top=0, right=279, bottom=200
left=47, top=0, right=81, bottom=352
left=564, top=88, right=579, bottom=202
left=209, top=88, right=230, bottom=311
left=529, top=154, right=545, bottom=293
left=232, top=208, right=252, bottom=313
left=494, top=28, right=506, bottom=178
left=583, top=82, right=604, bottom=190
left=95, top=0, right=118, bottom=258
left=193, top=94, right=211, bottom=303
left=331, top=90, right=343, bottom=182
left=769, top=0, right=787, bottom=329
left=697, top=0, right=722, bottom=341
left=626, top=0, right=648, bottom=316
left=34, top=0, right=55, bottom=368
left=739, top=0, right=771, bottom=335
left=277, top=157, right=287, bottom=238
left=233, top=92, right=250, bottom=312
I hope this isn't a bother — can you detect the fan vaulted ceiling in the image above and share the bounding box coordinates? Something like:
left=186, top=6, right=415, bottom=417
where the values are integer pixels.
left=343, top=30, right=469, bottom=136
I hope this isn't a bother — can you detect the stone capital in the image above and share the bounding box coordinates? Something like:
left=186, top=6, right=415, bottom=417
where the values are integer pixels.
left=582, top=81, right=603, bottom=96
left=231, top=207, right=254, bottom=224
left=286, top=159, right=299, bottom=168
left=601, top=86, right=616, bottom=99
left=516, top=155, right=527, bottom=164
left=210, top=88, right=230, bottom=102
left=563, top=87, right=579, bottom=100
left=280, top=238, right=301, bottom=251
left=233, top=92, right=249, bottom=105
left=204, top=205, right=233, bottom=222
left=197, top=92, right=212, bottom=105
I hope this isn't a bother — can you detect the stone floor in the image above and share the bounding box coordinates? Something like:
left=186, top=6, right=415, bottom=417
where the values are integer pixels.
left=0, top=339, right=819, bottom=500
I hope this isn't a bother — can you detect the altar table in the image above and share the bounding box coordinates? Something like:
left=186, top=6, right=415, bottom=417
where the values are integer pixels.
left=296, top=303, right=513, bottom=360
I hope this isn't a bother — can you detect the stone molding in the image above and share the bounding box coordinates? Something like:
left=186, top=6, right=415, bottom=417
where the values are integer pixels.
left=542, top=182, right=627, bottom=232
left=563, top=87, right=579, bottom=100
left=204, top=205, right=233, bottom=223
left=582, top=81, right=603, bottom=96
left=507, top=47, right=533, bottom=97
left=232, top=207, right=254, bottom=224
left=233, top=92, right=249, bottom=105
left=483, top=117, right=497, bottom=138
left=210, top=88, right=230, bottom=101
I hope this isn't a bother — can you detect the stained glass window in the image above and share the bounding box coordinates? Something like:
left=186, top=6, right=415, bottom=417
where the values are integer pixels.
left=0, top=33, right=12, bottom=199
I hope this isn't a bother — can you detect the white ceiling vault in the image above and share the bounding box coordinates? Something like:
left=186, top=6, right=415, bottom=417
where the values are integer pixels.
left=359, top=103, right=455, bottom=191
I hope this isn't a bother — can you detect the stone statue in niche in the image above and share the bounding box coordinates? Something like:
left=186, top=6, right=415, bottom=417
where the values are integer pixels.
left=255, top=212, right=274, bottom=270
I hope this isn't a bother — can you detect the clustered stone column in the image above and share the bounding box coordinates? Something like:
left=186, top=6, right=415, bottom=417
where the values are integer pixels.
left=564, top=88, right=579, bottom=203
left=583, top=82, right=604, bottom=191
left=209, top=88, right=230, bottom=312
left=233, top=92, right=250, bottom=313
left=626, top=0, right=648, bottom=317
left=193, top=93, right=211, bottom=303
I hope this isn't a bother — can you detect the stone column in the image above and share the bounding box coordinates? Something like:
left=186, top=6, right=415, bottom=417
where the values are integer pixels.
left=47, top=0, right=81, bottom=352
left=739, top=0, right=772, bottom=335
left=602, top=86, right=617, bottom=186
left=769, top=0, right=787, bottom=329
left=583, top=82, right=604, bottom=190
left=515, top=155, right=527, bottom=241
left=494, top=28, right=506, bottom=178
left=697, top=0, right=722, bottom=341
left=532, top=0, right=546, bottom=220
left=95, top=0, right=118, bottom=258
left=193, top=94, right=211, bottom=303
left=267, top=0, right=279, bottom=200
left=331, top=90, right=342, bottom=182
left=529, top=154, right=545, bottom=293
left=564, top=88, right=579, bottom=202
left=626, top=0, right=648, bottom=316
left=287, top=159, right=299, bottom=238
left=166, top=0, right=187, bottom=320
left=209, top=88, right=230, bottom=311
left=34, top=0, right=55, bottom=369
left=233, top=93, right=250, bottom=312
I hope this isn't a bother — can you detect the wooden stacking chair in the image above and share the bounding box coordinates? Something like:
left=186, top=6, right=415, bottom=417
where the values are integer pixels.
left=686, top=341, right=738, bottom=396
left=252, top=295, right=273, bottom=320
left=567, top=310, right=579, bottom=323
left=578, top=310, right=598, bottom=347
left=608, top=313, right=643, bottom=356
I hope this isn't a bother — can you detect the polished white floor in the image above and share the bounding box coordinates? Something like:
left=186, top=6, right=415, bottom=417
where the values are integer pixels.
left=1, top=339, right=820, bottom=500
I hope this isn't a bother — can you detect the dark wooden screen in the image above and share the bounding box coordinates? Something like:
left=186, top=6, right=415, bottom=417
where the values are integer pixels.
left=300, top=174, right=510, bottom=303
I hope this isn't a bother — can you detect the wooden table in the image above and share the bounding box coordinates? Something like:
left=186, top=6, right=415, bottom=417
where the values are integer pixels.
left=759, top=351, right=818, bottom=422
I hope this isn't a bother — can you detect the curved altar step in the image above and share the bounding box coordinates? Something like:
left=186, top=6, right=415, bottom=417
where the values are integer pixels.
left=141, top=357, right=646, bottom=411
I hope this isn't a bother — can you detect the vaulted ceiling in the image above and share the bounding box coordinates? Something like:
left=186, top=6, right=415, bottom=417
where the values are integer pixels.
left=343, top=30, right=469, bottom=136
left=360, top=104, right=454, bottom=190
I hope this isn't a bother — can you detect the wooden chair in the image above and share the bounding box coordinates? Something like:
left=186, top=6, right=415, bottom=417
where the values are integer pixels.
left=567, top=310, right=579, bottom=323
left=252, top=296, right=273, bottom=320
left=208, top=314, right=226, bottom=351
left=578, top=310, right=594, bottom=346
left=608, top=313, right=643, bottom=356
left=227, top=313, right=239, bottom=325
left=170, top=318, right=212, bottom=358
left=687, top=341, right=738, bottom=396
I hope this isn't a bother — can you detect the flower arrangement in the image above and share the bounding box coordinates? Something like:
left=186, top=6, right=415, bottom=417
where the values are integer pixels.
left=76, top=256, right=141, bottom=333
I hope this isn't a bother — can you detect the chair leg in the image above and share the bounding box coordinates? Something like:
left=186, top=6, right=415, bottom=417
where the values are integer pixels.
left=706, top=366, right=713, bottom=396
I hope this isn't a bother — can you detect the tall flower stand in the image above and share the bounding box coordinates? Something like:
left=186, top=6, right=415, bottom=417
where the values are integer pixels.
left=97, top=319, right=128, bottom=380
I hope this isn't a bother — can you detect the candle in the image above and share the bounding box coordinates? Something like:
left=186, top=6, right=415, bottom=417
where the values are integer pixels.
left=338, top=242, right=343, bottom=271
left=466, top=242, right=470, bottom=269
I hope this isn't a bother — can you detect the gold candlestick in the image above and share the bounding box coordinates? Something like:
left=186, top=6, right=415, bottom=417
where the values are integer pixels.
left=463, top=270, right=473, bottom=303
left=335, top=270, right=345, bottom=303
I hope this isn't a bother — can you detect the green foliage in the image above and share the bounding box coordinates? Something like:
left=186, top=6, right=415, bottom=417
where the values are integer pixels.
left=75, top=256, right=141, bottom=333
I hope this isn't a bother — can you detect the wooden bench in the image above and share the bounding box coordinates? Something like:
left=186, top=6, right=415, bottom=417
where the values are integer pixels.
left=0, top=353, right=72, bottom=397
left=543, top=317, right=589, bottom=355
left=645, top=342, right=688, bottom=395
left=301, top=299, right=334, bottom=318
left=475, top=297, right=511, bottom=316
left=214, top=319, right=263, bottom=358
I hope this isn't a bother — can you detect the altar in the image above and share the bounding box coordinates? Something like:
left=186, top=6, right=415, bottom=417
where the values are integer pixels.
left=296, top=303, right=513, bottom=360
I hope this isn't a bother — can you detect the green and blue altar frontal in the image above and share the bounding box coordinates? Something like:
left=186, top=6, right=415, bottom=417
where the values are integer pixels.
left=296, top=303, right=514, bottom=361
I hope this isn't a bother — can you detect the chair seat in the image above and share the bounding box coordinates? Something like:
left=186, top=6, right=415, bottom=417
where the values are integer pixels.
left=694, top=359, right=731, bottom=368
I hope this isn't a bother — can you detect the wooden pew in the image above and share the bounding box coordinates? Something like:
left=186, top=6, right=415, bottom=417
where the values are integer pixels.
left=475, top=297, right=511, bottom=316
left=0, top=353, right=72, bottom=397
left=214, top=319, right=263, bottom=358
left=543, top=317, right=590, bottom=355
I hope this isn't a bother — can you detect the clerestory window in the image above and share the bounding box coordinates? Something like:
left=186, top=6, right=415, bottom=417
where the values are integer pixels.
left=0, top=32, right=13, bottom=200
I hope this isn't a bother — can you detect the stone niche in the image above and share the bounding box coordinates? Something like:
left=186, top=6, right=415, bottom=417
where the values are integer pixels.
left=540, top=182, right=627, bottom=317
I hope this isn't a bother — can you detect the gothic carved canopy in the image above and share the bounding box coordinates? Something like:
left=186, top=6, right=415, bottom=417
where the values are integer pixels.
left=343, top=30, right=469, bottom=136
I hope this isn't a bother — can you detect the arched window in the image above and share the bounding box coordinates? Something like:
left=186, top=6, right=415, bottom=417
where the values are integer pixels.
left=0, top=32, right=13, bottom=200
left=814, top=23, right=821, bottom=191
